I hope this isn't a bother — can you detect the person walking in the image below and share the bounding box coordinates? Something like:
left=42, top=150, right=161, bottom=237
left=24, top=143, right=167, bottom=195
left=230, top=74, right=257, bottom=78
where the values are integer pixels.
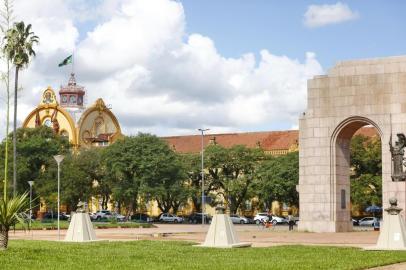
left=288, top=212, right=294, bottom=231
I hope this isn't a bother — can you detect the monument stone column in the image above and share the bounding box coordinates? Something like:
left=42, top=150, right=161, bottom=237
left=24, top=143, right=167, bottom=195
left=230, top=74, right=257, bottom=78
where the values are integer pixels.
left=299, top=56, right=406, bottom=232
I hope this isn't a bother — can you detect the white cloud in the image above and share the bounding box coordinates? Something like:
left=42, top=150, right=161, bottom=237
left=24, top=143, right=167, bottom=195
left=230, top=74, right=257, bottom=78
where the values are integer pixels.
left=304, top=2, right=359, bottom=28
left=0, top=0, right=324, bottom=139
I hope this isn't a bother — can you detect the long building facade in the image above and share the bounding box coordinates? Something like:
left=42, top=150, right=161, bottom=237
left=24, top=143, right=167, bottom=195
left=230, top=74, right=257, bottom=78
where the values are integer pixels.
left=22, top=73, right=378, bottom=217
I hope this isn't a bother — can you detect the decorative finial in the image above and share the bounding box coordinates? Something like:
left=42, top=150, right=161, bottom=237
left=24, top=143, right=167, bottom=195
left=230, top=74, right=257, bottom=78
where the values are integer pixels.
left=389, top=197, right=397, bottom=206
left=76, top=201, right=86, bottom=213
left=68, top=73, right=76, bottom=86
left=385, top=197, right=402, bottom=215
left=215, top=204, right=226, bottom=214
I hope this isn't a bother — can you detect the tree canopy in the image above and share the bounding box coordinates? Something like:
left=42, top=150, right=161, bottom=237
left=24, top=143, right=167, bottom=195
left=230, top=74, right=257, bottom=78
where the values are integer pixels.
left=350, top=134, right=382, bottom=209
left=0, top=127, right=69, bottom=197
left=255, top=152, right=299, bottom=211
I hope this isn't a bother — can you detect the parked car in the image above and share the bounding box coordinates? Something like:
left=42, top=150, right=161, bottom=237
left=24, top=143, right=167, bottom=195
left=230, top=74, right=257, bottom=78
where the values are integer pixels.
left=130, top=213, right=152, bottom=223
left=188, top=213, right=211, bottom=224
left=254, top=213, right=270, bottom=224
left=92, top=210, right=113, bottom=221
left=270, top=216, right=288, bottom=225
left=159, top=213, right=184, bottom=223
left=352, top=218, right=359, bottom=226
left=230, top=214, right=250, bottom=224
left=358, top=217, right=376, bottom=226
left=111, top=212, right=126, bottom=222
left=42, top=212, right=69, bottom=221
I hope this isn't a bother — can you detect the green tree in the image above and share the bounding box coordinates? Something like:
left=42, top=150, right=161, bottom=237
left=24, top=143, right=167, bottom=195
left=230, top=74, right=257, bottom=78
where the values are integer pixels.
left=350, top=135, right=381, bottom=177
left=350, top=135, right=382, bottom=209
left=79, top=148, right=110, bottom=210
left=103, top=136, right=143, bottom=216
left=3, top=21, right=38, bottom=195
left=255, top=152, right=299, bottom=210
left=205, top=144, right=264, bottom=214
left=104, top=134, right=189, bottom=216
left=351, top=174, right=381, bottom=208
left=0, top=193, right=28, bottom=250
left=181, top=153, right=203, bottom=212
left=0, top=127, right=69, bottom=204
left=36, top=152, right=94, bottom=212
left=138, top=137, right=188, bottom=214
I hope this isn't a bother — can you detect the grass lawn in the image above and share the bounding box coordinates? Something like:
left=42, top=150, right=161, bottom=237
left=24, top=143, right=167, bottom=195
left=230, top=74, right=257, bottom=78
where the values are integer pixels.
left=0, top=240, right=406, bottom=270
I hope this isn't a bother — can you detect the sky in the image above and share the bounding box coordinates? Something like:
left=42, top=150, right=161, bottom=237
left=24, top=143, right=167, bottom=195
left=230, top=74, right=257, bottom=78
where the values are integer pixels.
left=0, top=0, right=405, bottom=138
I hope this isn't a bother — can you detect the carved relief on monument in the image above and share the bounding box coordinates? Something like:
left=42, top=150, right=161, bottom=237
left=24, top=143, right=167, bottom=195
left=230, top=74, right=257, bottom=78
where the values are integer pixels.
left=389, top=133, right=406, bottom=182
left=92, top=116, right=106, bottom=136
left=40, top=87, right=58, bottom=106
left=77, top=98, right=122, bottom=147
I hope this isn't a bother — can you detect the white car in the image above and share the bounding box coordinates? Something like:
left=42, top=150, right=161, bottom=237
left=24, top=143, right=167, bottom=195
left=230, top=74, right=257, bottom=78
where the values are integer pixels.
left=270, top=216, right=288, bottom=225
left=92, top=210, right=112, bottom=220
left=254, top=213, right=270, bottom=224
left=358, top=217, right=380, bottom=226
left=230, top=214, right=249, bottom=224
left=159, top=213, right=184, bottom=223
left=111, top=212, right=126, bottom=222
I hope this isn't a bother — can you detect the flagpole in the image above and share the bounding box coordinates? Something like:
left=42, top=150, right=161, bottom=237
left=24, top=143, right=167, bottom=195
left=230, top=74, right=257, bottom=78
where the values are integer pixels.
left=72, top=51, right=74, bottom=74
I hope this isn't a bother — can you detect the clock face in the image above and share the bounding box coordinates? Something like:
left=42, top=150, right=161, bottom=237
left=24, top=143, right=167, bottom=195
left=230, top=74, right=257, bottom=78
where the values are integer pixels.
left=62, top=95, right=67, bottom=103
left=69, top=95, right=76, bottom=104
left=43, top=119, right=52, bottom=127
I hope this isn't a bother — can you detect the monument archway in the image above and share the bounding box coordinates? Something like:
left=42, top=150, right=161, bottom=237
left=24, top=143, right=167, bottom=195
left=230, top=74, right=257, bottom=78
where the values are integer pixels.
left=299, top=56, right=406, bottom=232
left=331, top=117, right=382, bottom=232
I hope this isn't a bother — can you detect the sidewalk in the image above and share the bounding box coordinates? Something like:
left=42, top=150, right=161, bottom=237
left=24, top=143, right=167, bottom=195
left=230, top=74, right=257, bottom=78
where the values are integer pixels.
left=9, top=224, right=380, bottom=248
left=367, top=263, right=406, bottom=270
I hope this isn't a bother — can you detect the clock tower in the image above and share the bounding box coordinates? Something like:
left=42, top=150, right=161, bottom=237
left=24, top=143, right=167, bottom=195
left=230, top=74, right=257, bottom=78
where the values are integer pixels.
left=59, top=73, right=85, bottom=121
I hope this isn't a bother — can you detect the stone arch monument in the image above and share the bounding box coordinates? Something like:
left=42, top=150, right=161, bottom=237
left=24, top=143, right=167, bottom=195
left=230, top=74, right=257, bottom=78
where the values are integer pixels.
left=299, top=56, right=406, bottom=232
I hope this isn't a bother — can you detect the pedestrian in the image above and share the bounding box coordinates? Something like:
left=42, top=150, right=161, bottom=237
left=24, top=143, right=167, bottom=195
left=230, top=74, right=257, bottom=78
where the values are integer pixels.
left=373, top=217, right=380, bottom=231
left=288, top=212, right=294, bottom=231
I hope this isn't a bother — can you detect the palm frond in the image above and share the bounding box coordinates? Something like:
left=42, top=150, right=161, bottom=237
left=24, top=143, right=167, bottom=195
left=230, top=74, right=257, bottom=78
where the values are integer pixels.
left=3, top=20, right=38, bottom=68
left=0, top=193, right=29, bottom=231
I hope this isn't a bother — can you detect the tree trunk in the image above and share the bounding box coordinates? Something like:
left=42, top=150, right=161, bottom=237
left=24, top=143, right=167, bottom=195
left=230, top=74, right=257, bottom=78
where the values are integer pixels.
left=4, top=59, right=10, bottom=201
left=192, top=197, right=201, bottom=212
left=0, top=229, right=9, bottom=250
left=12, top=66, right=19, bottom=196
left=172, top=201, right=181, bottom=214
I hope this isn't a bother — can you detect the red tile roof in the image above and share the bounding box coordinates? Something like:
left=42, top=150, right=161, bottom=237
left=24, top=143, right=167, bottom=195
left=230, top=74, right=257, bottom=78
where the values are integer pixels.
left=91, top=133, right=113, bottom=142
left=162, top=130, right=299, bottom=154
left=354, top=126, right=379, bottom=137
left=162, top=126, right=379, bottom=154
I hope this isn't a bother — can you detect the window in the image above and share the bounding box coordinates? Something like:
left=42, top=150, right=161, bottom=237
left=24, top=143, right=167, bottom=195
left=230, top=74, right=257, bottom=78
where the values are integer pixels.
left=69, top=95, right=77, bottom=104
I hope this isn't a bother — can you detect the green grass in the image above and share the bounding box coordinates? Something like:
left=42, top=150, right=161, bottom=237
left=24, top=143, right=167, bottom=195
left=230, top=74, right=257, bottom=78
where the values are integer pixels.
left=0, top=240, right=406, bottom=270
left=13, top=221, right=153, bottom=230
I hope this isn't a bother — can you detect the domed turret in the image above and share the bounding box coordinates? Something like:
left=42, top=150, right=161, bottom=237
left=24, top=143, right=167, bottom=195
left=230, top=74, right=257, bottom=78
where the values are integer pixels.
left=59, top=73, right=86, bottom=121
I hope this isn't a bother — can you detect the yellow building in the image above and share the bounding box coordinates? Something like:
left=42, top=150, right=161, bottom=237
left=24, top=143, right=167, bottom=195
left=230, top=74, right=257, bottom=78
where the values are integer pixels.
left=23, top=73, right=122, bottom=148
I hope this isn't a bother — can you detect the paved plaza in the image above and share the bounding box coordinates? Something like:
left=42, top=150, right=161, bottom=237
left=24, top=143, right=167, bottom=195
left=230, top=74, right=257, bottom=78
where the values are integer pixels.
left=10, top=224, right=380, bottom=248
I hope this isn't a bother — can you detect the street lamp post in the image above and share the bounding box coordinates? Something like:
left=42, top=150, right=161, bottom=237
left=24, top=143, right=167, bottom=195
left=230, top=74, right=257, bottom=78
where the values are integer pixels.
left=27, top=181, right=34, bottom=230
left=198, top=128, right=209, bottom=225
left=53, top=155, right=64, bottom=241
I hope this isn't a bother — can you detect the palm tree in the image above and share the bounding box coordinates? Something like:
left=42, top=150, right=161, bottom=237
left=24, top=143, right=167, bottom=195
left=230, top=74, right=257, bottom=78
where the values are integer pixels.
left=0, top=192, right=28, bottom=250
left=3, top=21, right=38, bottom=195
left=1, top=0, right=14, bottom=202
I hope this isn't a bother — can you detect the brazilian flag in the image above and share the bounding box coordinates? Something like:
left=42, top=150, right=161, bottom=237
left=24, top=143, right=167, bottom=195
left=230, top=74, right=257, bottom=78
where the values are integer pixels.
left=58, top=55, right=73, bottom=67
